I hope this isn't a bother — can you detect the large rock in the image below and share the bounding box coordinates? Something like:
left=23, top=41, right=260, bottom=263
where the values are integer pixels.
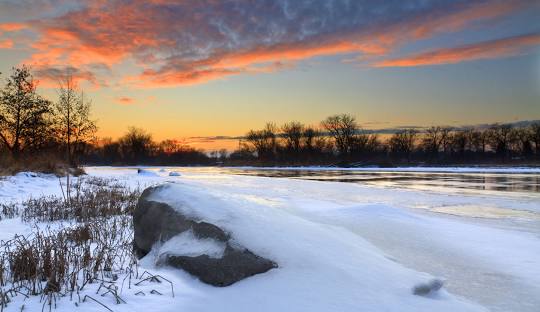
left=134, top=185, right=277, bottom=286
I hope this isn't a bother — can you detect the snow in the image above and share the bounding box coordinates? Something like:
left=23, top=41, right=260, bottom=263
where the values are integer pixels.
left=157, top=230, right=226, bottom=259
left=1, top=166, right=539, bottom=311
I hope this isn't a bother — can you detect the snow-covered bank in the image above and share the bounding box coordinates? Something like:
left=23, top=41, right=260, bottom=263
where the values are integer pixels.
left=1, top=167, right=539, bottom=311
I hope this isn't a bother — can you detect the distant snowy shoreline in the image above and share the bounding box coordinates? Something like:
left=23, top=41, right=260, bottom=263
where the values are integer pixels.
left=82, top=165, right=540, bottom=174
left=227, top=166, right=540, bottom=174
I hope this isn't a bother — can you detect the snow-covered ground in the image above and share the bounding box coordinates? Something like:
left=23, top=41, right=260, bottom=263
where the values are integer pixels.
left=1, top=167, right=539, bottom=311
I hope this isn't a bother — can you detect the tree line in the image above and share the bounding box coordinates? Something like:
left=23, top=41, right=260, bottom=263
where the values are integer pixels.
left=2, top=65, right=539, bottom=170
left=0, top=66, right=210, bottom=171
left=235, top=114, right=540, bottom=166
left=82, top=127, right=211, bottom=165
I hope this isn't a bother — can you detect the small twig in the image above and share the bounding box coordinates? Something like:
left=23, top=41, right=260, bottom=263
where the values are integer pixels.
left=82, top=295, right=113, bottom=312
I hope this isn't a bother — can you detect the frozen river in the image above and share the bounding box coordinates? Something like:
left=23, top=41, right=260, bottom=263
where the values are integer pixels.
left=3, top=166, right=537, bottom=311
left=210, top=167, right=540, bottom=194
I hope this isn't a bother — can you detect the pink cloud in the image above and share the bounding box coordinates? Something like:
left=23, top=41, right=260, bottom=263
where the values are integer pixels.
left=374, top=33, right=540, bottom=67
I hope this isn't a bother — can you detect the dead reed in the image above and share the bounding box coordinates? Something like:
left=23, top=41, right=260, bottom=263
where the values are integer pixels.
left=21, top=177, right=140, bottom=222
left=0, top=177, right=159, bottom=311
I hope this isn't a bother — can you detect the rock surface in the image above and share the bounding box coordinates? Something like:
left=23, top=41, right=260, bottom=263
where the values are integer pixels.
left=134, top=185, right=277, bottom=286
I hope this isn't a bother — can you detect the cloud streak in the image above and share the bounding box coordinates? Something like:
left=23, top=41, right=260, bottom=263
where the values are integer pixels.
left=116, top=97, right=135, bottom=105
left=375, top=33, right=540, bottom=67
left=0, top=39, right=14, bottom=49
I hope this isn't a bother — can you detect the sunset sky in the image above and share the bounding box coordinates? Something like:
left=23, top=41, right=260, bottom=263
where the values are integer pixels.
left=0, top=0, right=539, bottom=150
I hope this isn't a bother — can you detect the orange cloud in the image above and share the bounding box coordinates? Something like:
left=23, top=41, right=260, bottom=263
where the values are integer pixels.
left=116, top=97, right=135, bottom=105
left=375, top=33, right=540, bottom=67
left=0, top=23, right=26, bottom=32
left=0, top=39, right=14, bottom=49
left=115, top=95, right=157, bottom=106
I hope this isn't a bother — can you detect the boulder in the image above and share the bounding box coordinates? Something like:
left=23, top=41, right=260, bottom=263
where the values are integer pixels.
left=134, top=185, right=277, bottom=286
left=137, top=169, right=159, bottom=176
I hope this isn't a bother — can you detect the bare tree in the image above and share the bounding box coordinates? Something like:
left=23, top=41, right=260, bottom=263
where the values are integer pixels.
left=302, top=126, right=317, bottom=152
left=388, top=130, right=417, bottom=162
left=487, top=124, right=512, bottom=158
left=510, top=127, right=533, bottom=157
left=351, top=133, right=379, bottom=155
left=451, top=130, right=468, bottom=158
left=531, top=122, right=540, bottom=157
left=440, top=127, right=452, bottom=154
left=421, top=126, right=443, bottom=157
left=321, top=114, right=358, bottom=156
left=158, top=139, right=184, bottom=154
left=0, top=66, right=52, bottom=159
left=245, top=123, right=278, bottom=160
left=119, top=127, right=154, bottom=164
left=101, top=137, right=121, bottom=164
left=54, top=74, right=97, bottom=166
left=469, top=129, right=488, bottom=154
left=282, top=121, right=304, bottom=154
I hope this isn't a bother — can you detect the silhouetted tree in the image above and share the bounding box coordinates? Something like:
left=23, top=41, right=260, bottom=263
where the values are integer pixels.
left=469, top=129, right=488, bottom=154
left=0, top=66, right=53, bottom=159
left=451, top=130, right=468, bottom=160
left=101, top=137, right=121, bottom=164
left=245, top=123, right=278, bottom=160
left=510, top=127, right=532, bottom=158
left=282, top=121, right=304, bottom=156
left=302, top=126, right=317, bottom=152
left=54, top=74, right=97, bottom=166
left=388, top=130, right=417, bottom=162
left=321, top=114, right=358, bottom=156
left=422, top=126, right=443, bottom=158
left=530, top=122, right=540, bottom=157
left=351, top=133, right=379, bottom=156
left=119, top=127, right=154, bottom=164
left=488, top=125, right=512, bottom=159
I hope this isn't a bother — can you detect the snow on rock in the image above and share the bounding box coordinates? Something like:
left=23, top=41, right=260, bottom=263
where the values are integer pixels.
left=135, top=185, right=276, bottom=287
left=158, top=230, right=226, bottom=259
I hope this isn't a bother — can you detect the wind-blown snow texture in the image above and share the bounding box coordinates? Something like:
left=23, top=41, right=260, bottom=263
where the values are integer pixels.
left=1, top=166, right=539, bottom=311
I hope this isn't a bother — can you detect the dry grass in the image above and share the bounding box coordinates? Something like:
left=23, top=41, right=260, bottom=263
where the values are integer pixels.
left=0, top=203, right=19, bottom=220
left=0, top=177, right=150, bottom=311
left=0, top=154, right=84, bottom=177
left=21, top=177, right=140, bottom=223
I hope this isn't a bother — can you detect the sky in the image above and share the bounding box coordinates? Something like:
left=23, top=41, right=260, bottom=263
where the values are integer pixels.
left=0, top=0, right=539, bottom=151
